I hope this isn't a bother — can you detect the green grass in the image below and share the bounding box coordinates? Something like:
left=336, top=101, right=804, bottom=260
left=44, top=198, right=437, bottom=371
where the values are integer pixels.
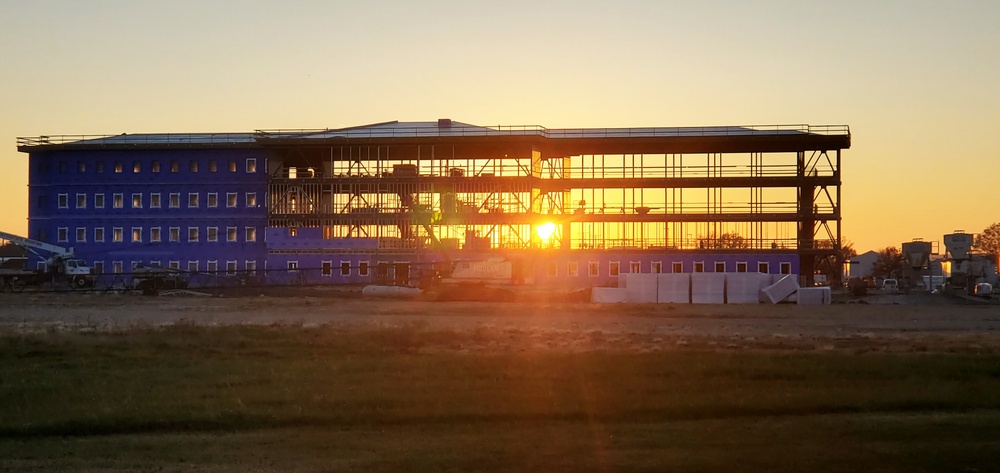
left=1, top=324, right=999, bottom=472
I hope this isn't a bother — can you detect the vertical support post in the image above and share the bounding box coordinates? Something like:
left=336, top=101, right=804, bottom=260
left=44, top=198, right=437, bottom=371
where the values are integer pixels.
left=834, top=148, right=843, bottom=285
left=798, top=151, right=816, bottom=286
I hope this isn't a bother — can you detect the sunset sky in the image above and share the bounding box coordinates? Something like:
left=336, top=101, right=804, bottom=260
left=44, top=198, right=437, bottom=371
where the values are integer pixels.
left=1, top=1, right=997, bottom=252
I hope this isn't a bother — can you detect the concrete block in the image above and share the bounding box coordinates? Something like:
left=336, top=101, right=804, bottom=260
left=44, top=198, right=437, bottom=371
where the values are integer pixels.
left=796, top=286, right=832, bottom=304
left=762, top=274, right=799, bottom=304
left=657, top=273, right=690, bottom=303
left=592, top=286, right=628, bottom=303
left=691, top=272, right=725, bottom=304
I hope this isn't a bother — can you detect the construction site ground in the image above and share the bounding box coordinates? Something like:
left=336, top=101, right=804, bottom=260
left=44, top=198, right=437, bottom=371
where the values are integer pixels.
left=2, top=290, right=998, bottom=354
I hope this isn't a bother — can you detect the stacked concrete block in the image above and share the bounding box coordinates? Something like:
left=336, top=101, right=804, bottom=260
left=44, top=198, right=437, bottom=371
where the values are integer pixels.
left=691, top=273, right=726, bottom=303
left=657, top=273, right=691, bottom=303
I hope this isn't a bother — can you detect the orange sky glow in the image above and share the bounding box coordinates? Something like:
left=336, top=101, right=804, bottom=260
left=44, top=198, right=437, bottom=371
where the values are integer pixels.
left=1, top=1, right=997, bottom=252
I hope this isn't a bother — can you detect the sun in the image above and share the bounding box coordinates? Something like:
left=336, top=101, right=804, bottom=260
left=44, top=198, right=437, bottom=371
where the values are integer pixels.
left=535, top=222, right=556, bottom=240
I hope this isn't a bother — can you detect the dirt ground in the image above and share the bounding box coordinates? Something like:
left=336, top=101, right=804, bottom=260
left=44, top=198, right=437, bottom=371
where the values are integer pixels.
left=2, top=290, right=999, bottom=354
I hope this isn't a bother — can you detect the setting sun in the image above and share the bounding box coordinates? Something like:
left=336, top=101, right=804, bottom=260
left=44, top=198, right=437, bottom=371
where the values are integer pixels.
left=535, top=222, right=556, bottom=241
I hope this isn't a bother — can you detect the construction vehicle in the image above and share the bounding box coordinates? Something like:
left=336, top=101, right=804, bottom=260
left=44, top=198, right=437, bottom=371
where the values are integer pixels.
left=0, top=230, right=94, bottom=289
left=130, top=264, right=189, bottom=295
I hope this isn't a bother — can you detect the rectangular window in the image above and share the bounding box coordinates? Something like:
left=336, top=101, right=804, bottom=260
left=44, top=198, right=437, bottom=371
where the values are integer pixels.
left=113, top=193, right=123, bottom=209
left=75, top=227, right=86, bottom=242
left=133, top=161, right=141, bottom=173
left=715, top=262, right=726, bottom=273
left=150, top=227, right=161, bottom=242
left=96, top=161, right=104, bottom=173
left=169, top=193, right=180, bottom=208
left=94, top=227, right=105, bottom=242
left=77, top=161, right=86, bottom=173
left=113, top=227, right=123, bottom=243
left=287, top=261, right=298, bottom=272
left=246, top=192, right=257, bottom=207
left=547, top=262, right=557, bottom=277
left=672, top=262, right=683, bottom=273
left=207, top=193, right=218, bottom=208
left=207, top=261, right=218, bottom=274
left=131, top=261, right=141, bottom=271
left=188, top=227, right=199, bottom=242
left=359, top=261, right=369, bottom=276
left=150, top=193, right=161, bottom=208
left=340, top=261, right=351, bottom=276
left=322, top=261, right=332, bottom=276
left=227, top=261, right=237, bottom=276
left=93, top=261, right=104, bottom=274
left=246, top=158, right=257, bottom=173
left=228, top=160, right=237, bottom=172
left=227, top=192, right=237, bottom=208
left=568, top=261, right=579, bottom=277
left=114, top=161, right=123, bottom=173
left=56, top=227, right=67, bottom=242
left=694, top=262, right=705, bottom=273
left=188, top=261, right=199, bottom=273
left=588, top=261, right=599, bottom=277
left=188, top=193, right=199, bottom=208
left=169, top=227, right=180, bottom=242
left=152, top=160, right=161, bottom=173
left=227, top=227, right=237, bottom=242
left=58, top=161, right=67, bottom=174
left=245, top=260, right=257, bottom=275
left=758, top=262, right=769, bottom=274
left=132, top=193, right=142, bottom=208
left=245, top=227, right=256, bottom=242
left=609, top=261, right=620, bottom=277
left=37, top=195, right=47, bottom=210
left=189, top=160, right=198, bottom=172
left=76, top=193, right=86, bottom=209
left=289, top=227, right=298, bottom=237
left=58, top=193, right=68, bottom=208
left=168, top=261, right=180, bottom=270
left=170, top=160, right=179, bottom=173
left=737, top=262, right=748, bottom=273
left=113, top=261, right=123, bottom=274
left=630, top=261, right=641, bottom=274
left=95, top=194, right=105, bottom=208
left=209, top=160, right=218, bottom=172
left=780, top=262, right=792, bottom=275
left=652, top=261, right=662, bottom=273
left=207, top=227, right=219, bottom=242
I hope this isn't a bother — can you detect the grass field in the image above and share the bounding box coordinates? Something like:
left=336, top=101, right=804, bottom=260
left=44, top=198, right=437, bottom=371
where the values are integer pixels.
left=2, top=322, right=1000, bottom=472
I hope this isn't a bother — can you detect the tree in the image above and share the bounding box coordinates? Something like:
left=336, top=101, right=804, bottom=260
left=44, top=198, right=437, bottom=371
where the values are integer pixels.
left=839, top=239, right=858, bottom=264
left=816, top=238, right=856, bottom=284
left=872, top=246, right=906, bottom=279
left=974, top=222, right=1000, bottom=258
left=698, top=232, right=750, bottom=249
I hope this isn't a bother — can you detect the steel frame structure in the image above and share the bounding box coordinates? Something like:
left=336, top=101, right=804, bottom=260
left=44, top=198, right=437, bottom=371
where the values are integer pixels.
left=259, top=122, right=850, bottom=284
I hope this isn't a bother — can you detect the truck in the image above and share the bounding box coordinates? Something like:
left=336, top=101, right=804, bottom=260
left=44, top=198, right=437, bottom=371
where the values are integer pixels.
left=130, top=264, right=189, bottom=295
left=0, top=230, right=95, bottom=290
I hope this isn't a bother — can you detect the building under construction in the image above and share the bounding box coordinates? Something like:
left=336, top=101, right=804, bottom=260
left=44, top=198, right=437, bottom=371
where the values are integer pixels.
left=16, top=119, right=850, bottom=288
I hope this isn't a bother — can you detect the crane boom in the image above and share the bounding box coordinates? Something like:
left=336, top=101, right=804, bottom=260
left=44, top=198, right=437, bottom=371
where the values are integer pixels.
left=0, top=229, right=93, bottom=286
left=0, top=230, right=74, bottom=258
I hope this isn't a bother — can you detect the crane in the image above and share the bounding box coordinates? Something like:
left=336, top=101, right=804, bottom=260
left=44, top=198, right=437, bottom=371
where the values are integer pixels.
left=0, top=230, right=94, bottom=287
